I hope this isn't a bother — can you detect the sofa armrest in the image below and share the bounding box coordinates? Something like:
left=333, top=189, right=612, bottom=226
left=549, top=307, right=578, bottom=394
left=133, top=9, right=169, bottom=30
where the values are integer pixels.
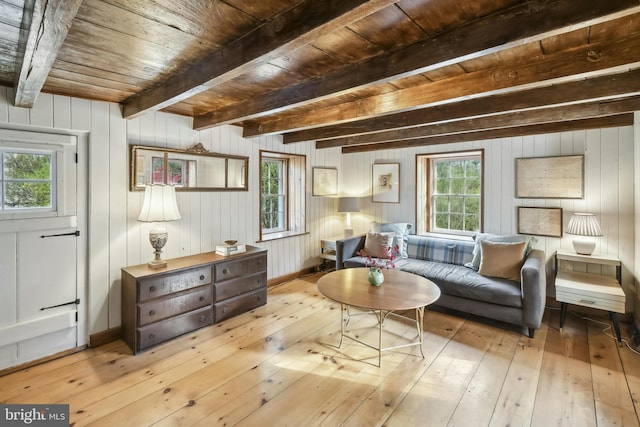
left=335, top=235, right=366, bottom=270
left=520, top=249, right=546, bottom=330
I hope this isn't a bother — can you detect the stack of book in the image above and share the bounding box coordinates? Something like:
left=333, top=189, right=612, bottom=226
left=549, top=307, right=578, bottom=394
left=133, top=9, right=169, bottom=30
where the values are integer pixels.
left=215, top=243, right=246, bottom=256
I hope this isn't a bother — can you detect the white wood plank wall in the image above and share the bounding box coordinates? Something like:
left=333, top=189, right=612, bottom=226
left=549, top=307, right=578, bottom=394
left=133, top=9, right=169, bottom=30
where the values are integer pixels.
left=342, top=126, right=637, bottom=314
left=0, top=86, right=637, bottom=334
left=0, top=88, right=343, bottom=335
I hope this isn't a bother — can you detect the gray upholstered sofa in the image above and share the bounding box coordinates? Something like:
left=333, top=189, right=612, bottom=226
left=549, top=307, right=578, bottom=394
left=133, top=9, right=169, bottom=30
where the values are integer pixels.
left=336, top=232, right=546, bottom=338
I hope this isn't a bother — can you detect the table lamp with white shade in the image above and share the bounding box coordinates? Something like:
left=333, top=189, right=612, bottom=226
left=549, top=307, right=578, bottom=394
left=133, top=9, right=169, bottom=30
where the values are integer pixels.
left=138, top=184, right=182, bottom=269
left=566, top=212, right=602, bottom=255
left=337, top=196, right=359, bottom=237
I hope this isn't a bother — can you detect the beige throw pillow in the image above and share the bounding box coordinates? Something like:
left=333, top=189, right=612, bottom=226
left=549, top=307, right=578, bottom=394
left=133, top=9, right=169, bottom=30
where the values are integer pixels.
left=364, top=232, right=395, bottom=258
left=478, top=240, right=527, bottom=282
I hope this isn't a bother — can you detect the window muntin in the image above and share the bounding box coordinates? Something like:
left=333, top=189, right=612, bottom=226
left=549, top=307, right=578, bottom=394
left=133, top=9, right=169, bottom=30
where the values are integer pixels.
left=261, top=157, right=287, bottom=233
left=1, top=149, right=55, bottom=212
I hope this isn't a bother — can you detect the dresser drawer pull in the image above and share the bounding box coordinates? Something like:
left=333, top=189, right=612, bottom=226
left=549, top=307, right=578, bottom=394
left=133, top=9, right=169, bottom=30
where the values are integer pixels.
left=223, top=307, right=228, bottom=313
left=199, top=315, right=206, bottom=323
left=149, top=310, right=156, bottom=316
left=200, top=275, right=205, bottom=281
left=149, top=286, right=156, bottom=292
left=149, top=333, right=156, bottom=340
left=199, top=296, right=205, bottom=302
left=579, top=299, right=596, bottom=305
left=223, top=268, right=229, bottom=275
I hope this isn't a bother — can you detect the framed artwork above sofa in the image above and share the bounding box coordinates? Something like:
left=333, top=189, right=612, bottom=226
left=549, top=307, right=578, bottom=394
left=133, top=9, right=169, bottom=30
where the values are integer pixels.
left=515, top=155, right=583, bottom=199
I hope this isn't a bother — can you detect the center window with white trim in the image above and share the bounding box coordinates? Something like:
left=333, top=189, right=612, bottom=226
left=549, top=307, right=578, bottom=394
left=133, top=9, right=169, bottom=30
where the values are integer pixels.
left=416, top=150, right=483, bottom=235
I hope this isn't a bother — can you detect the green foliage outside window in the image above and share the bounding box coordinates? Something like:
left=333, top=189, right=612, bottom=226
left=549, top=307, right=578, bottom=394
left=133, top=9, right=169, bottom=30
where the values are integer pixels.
left=2, top=152, right=52, bottom=209
left=433, top=158, right=481, bottom=232
left=261, top=159, right=286, bottom=231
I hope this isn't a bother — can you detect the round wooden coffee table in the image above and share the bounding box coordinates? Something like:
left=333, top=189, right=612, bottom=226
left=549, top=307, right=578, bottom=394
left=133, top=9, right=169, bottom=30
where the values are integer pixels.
left=317, top=268, right=441, bottom=366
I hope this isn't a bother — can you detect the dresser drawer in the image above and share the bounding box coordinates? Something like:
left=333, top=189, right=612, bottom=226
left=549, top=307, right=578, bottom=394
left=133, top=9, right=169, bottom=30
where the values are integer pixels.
left=215, top=253, right=266, bottom=282
left=138, top=266, right=212, bottom=301
left=137, top=306, right=213, bottom=351
left=214, top=288, right=267, bottom=323
left=214, top=272, right=266, bottom=302
left=555, top=271, right=625, bottom=313
left=138, top=285, right=212, bottom=326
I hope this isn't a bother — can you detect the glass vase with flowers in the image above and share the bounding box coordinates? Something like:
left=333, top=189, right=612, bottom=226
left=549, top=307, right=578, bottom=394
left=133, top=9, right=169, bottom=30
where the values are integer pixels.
left=356, top=244, right=400, bottom=286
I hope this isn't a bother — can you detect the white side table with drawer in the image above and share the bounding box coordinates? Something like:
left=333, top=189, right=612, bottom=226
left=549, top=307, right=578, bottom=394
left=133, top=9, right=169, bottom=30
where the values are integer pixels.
left=554, top=249, right=624, bottom=344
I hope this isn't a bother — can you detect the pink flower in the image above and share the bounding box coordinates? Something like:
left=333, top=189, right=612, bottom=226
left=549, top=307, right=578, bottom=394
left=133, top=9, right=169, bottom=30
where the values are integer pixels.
left=357, top=244, right=400, bottom=271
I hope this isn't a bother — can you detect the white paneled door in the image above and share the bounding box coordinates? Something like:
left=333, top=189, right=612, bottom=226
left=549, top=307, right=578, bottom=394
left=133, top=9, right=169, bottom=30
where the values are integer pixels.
left=0, top=128, right=84, bottom=370
left=0, top=222, right=79, bottom=370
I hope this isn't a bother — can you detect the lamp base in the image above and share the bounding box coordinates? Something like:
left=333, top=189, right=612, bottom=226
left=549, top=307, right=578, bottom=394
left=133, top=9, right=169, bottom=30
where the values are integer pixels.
left=148, top=259, right=168, bottom=269
left=148, top=228, right=168, bottom=269
left=572, top=237, right=596, bottom=255
left=344, top=228, right=354, bottom=237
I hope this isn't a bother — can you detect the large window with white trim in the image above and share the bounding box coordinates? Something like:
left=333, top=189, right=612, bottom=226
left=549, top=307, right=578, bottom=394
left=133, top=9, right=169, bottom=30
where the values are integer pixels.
left=416, top=150, right=483, bottom=235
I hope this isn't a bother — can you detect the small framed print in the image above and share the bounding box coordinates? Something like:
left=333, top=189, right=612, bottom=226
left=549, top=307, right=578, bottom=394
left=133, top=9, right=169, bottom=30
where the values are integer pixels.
left=372, top=163, right=400, bottom=203
left=517, top=206, right=563, bottom=237
left=312, top=167, right=338, bottom=196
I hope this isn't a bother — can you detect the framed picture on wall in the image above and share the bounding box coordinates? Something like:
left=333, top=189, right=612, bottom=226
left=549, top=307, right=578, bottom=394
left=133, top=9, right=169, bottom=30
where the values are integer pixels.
left=517, top=206, right=563, bottom=237
left=515, top=155, right=584, bottom=199
left=312, top=167, right=338, bottom=196
left=372, top=163, right=400, bottom=203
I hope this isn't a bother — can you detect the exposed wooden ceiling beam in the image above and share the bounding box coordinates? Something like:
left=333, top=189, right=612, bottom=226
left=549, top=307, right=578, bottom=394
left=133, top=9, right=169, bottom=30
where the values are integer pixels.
left=193, top=0, right=640, bottom=131
left=120, top=0, right=399, bottom=119
left=317, top=96, right=640, bottom=148
left=243, top=34, right=640, bottom=137
left=288, top=69, right=640, bottom=143
left=13, top=0, right=82, bottom=108
left=341, top=114, right=634, bottom=153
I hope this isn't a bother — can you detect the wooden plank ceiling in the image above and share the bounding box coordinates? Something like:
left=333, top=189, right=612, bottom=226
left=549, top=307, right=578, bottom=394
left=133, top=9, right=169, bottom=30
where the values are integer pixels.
left=1, top=0, right=640, bottom=152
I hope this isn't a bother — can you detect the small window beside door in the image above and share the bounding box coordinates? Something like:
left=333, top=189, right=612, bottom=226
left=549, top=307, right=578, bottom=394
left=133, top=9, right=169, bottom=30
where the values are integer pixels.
left=259, top=150, right=306, bottom=241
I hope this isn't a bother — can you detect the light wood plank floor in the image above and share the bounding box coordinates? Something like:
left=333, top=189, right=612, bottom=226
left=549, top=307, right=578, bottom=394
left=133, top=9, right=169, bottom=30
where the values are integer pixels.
left=1, top=272, right=639, bottom=426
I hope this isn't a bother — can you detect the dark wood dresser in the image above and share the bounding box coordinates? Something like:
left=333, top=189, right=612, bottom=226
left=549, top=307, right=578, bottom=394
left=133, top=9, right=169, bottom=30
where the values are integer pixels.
left=121, top=246, right=267, bottom=354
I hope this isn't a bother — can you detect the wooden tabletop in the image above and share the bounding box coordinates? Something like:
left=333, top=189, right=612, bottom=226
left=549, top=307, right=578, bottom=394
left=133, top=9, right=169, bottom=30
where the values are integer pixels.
left=317, top=268, right=441, bottom=311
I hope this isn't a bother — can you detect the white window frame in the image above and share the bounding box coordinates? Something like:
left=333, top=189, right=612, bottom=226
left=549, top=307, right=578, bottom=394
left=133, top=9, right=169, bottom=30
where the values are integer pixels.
left=261, top=157, right=288, bottom=234
left=416, top=150, right=483, bottom=236
left=259, top=150, right=306, bottom=241
left=0, top=129, right=76, bottom=221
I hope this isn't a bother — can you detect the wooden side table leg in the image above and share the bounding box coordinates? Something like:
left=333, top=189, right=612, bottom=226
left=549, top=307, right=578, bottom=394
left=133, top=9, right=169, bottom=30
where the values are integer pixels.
left=609, top=311, right=623, bottom=346
left=559, top=302, right=568, bottom=331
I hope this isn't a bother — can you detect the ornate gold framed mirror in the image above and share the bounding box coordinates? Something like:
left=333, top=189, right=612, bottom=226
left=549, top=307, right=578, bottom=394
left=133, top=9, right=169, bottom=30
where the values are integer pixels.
left=130, top=144, right=248, bottom=191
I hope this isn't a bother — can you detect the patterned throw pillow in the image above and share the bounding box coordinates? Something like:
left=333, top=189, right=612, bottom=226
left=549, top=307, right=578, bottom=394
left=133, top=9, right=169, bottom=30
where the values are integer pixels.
left=370, top=222, right=412, bottom=258
left=364, top=232, right=395, bottom=258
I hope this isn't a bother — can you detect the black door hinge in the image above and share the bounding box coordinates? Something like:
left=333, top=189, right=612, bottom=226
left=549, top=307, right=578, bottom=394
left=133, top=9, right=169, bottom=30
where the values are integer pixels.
left=40, top=230, right=80, bottom=238
left=41, top=299, right=80, bottom=311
